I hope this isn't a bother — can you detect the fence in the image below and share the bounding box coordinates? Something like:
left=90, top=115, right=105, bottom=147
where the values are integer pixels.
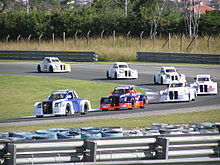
left=0, top=133, right=220, bottom=165
left=0, top=50, right=98, bottom=62
left=137, top=52, right=220, bottom=64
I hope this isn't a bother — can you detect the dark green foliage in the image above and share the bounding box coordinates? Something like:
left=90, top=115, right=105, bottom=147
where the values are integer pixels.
left=0, top=1, right=219, bottom=40
left=199, top=10, right=220, bottom=36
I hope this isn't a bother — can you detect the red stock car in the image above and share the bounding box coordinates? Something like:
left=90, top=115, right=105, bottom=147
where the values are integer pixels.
left=100, top=85, right=148, bottom=111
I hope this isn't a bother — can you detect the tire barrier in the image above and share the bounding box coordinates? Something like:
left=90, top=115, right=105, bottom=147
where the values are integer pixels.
left=0, top=130, right=220, bottom=164
left=57, top=131, right=81, bottom=139
left=0, top=50, right=98, bottom=62
left=137, top=52, right=220, bottom=64
left=0, top=123, right=219, bottom=141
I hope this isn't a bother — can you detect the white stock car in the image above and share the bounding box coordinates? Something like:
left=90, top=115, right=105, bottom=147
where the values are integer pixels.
left=37, top=57, right=71, bottom=73
left=190, top=75, right=218, bottom=95
left=34, top=90, right=91, bottom=117
left=106, top=62, right=138, bottom=79
left=159, top=83, right=197, bottom=102
left=154, top=66, right=186, bottom=85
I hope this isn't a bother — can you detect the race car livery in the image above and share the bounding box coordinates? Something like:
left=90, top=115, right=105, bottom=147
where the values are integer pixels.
left=34, top=90, right=91, bottom=117
left=160, top=83, right=197, bottom=102
left=100, top=85, right=148, bottom=110
left=190, top=75, right=218, bottom=95
left=37, top=57, right=71, bottom=73
left=154, top=66, right=186, bottom=85
left=106, top=62, right=138, bottom=79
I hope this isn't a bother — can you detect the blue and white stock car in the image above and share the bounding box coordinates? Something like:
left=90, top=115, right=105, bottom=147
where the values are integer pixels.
left=34, top=90, right=91, bottom=117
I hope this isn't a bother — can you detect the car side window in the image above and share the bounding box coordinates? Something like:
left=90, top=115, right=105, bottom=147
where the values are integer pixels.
left=67, top=93, right=73, bottom=99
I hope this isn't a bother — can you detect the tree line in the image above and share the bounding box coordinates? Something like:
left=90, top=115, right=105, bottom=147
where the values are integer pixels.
left=0, top=0, right=220, bottom=41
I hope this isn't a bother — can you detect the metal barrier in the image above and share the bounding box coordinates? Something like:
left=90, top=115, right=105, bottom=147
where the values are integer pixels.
left=1, top=133, right=220, bottom=164
left=137, top=52, right=220, bottom=64
left=0, top=50, right=98, bottom=62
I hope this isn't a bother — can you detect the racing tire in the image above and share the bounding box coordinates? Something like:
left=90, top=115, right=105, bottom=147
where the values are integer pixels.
left=188, top=94, right=191, bottom=102
left=49, top=66, right=54, bottom=73
left=65, top=104, right=71, bottom=116
left=81, top=102, right=89, bottom=115
left=36, top=115, right=43, bottom=118
left=114, top=72, right=118, bottom=79
left=37, top=65, right=42, bottom=73
left=154, top=76, right=158, bottom=84
left=106, top=71, right=111, bottom=79
left=160, top=77, right=164, bottom=84
left=128, top=98, right=135, bottom=110
left=102, top=109, right=108, bottom=111
left=140, top=98, right=146, bottom=109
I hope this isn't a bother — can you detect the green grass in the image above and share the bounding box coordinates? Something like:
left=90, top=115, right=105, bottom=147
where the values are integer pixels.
left=0, top=74, right=132, bottom=119
left=0, top=74, right=219, bottom=133
left=0, top=109, right=219, bottom=132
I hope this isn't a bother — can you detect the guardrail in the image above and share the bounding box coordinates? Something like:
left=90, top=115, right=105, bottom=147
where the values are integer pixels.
left=137, top=52, right=220, bottom=64
left=0, top=133, right=220, bottom=164
left=0, top=50, right=98, bottom=62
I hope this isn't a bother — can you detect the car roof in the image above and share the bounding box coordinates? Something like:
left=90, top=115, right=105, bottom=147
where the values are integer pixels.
left=114, top=62, right=128, bottom=65
left=115, top=85, right=135, bottom=89
left=197, top=74, right=211, bottom=78
left=52, top=90, right=75, bottom=93
left=45, top=57, right=59, bottom=60
left=162, top=66, right=176, bottom=70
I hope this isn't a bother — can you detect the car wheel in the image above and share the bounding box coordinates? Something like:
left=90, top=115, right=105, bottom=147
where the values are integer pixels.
left=49, top=66, right=54, bottom=73
left=114, top=72, right=117, bottom=79
left=36, top=115, right=43, bottom=118
left=128, top=98, right=135, bottom=110
left=102, top=109, right=108, bottom=111
left=81, top=102, right=89, bottom=115
left=37, top=65, right=42, bottom=73
left=106, top=71, right=111, bottom=79
left=154, top=76, right=157, bottom=84
left=140, top=98, right=146, bottom=108
left=65, top=104, right=71, bottom=116
left=160, top=77, right=163, bottom=84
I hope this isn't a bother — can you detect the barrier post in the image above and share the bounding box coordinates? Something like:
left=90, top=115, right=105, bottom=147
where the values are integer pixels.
left=84, top=140, right=97, bottom=162
left=156, top=137, right=169, bottom=159
left=6, top=143, right=16, bottom=165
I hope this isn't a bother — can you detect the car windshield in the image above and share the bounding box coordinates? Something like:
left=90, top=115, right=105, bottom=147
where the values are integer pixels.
left=119, top=65, right=128, bottom=68
left=113, top=89, right=129, bottom=94
left=165, top=69, right=175, bottom=73
left=198, top=77, right=209, bottom=81
left=170, top=83, right=183, bottom=87
left=51, top=59, right=60, bottom=62
left=49, top=92, right=66, bottom=100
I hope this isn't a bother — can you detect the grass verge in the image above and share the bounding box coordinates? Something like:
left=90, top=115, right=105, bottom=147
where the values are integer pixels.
left=0, top=74, right=132, bottom=119
left=0, top=109, right=219, bottom=132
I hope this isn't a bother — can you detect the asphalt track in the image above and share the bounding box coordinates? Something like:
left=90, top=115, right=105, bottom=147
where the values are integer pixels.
left=0, top=62, right=219, bottom=126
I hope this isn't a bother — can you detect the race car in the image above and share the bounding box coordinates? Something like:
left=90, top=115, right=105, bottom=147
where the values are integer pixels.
left=106, top=62, right=138, bottom=79
left=154, top=66, right=186, bottom=85
left=34, top=90, right=91, bottom=117
left=37, top=57, right=71, bottom=73
left=100, top=85, right=148, bottom=111
left=159, top=83, right=197, bottom=102
left=190, top=75, right=218, bottom=95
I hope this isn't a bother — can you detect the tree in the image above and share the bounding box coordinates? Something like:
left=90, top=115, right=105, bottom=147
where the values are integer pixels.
left=181, top=0, right=200, bottom=38
left=111, top=0, right=131, bottom=16
left=0, top=0, right=15, bottom=12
